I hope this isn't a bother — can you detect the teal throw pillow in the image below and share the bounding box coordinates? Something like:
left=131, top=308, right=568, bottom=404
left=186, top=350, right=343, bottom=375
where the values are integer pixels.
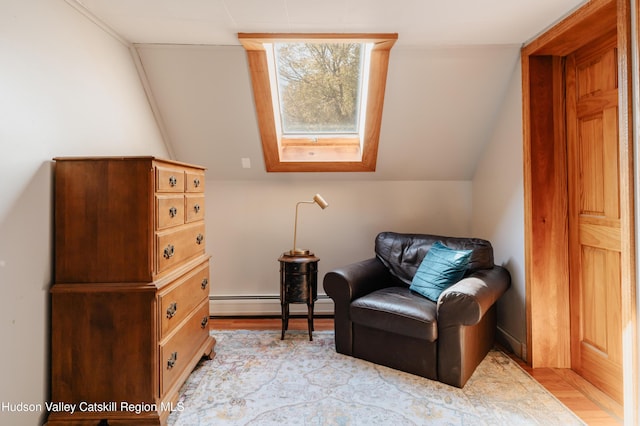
left=409, top=241, right=472, bottom=302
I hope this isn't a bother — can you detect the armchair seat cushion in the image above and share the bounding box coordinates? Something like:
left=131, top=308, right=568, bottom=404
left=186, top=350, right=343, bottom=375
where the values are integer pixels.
left=350, top=287, right=438, bottom=342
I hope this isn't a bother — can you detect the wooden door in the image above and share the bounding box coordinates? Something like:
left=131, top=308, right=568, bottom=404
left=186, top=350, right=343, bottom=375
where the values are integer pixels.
left=566, top=31, right=623, bottom=404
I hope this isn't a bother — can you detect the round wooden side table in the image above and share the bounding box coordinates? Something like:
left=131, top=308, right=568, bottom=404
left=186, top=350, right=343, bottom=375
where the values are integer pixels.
left=278, top=253, right=319, bottom=341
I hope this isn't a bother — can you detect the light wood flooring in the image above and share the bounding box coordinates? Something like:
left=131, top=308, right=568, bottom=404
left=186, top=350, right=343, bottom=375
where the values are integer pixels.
left=210, top=316, right=622, bottom=425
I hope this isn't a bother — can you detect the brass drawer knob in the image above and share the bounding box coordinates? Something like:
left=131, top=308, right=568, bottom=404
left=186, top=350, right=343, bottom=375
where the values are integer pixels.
left=196, top=234, right=204, bottom=245
left=201, top=278, right=209, bottom=290
left=167, top=352, right=178, bottom=369
left=193, top=204, right=200, bottom=213
left=163, top=244, right=175, bottom=259
left=169, top=175, right=177, bottom=187
left=201, top=316, right=209, bottom=329
left=169, top=206, right=178, bottom=218
left=193, top=178, right=200, bottom=188
left=166, top=302, right=178, bottom=318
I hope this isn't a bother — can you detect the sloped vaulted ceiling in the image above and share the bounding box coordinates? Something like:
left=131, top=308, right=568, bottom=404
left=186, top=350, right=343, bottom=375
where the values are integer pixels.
left=136, top=43, right=520, bottom=180
left=69, top=0, right=587, bottom=180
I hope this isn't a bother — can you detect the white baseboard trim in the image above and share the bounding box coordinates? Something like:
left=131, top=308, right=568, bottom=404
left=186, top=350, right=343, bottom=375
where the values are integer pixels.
left=496, top=325, right=527, bottom=361
left=209, top=295, right=334, bottom=316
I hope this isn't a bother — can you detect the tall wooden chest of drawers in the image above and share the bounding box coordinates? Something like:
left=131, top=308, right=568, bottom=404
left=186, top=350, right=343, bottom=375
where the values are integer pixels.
left=49, top=157, right=216, bottom=425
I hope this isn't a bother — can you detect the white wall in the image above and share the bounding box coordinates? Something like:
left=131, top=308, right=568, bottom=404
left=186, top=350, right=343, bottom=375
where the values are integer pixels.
left=471, top=56, right=526, bottom=357
left=0, top=1, right=168, bottom=425
left=207, top=179, right=473, bottom=314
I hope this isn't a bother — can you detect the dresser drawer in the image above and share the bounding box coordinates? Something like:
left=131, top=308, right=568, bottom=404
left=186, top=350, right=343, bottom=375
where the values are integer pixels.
left=185, top=170, right=205, bottom=193
left=156, top=223, right=206, bottom=273
left=185, top=194, right=205, bottom=223
left=156, top=165, right=185, bottom=193
left=159, top=301, right=210, bottom=396
left=156, top=195, right=185, bottom=230
left=159, top=261, right=210, bottom=339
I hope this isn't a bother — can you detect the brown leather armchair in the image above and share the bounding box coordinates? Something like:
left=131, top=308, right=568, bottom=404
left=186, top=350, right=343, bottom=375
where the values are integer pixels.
left=323, top=232, right=511, bottom=388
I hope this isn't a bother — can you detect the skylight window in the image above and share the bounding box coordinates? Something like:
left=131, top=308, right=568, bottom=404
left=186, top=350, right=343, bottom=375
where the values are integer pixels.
left=239, top=33, right=397, bottom=172
left=272, top=42, right=367, bottom=135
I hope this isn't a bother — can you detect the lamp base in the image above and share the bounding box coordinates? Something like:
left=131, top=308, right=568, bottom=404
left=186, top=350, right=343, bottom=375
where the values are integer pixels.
left=286, top=249, right=313, bottom=257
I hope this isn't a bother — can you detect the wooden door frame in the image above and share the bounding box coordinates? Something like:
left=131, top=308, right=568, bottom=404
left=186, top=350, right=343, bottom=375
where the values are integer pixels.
left=522, top=0, right=637, bottom=423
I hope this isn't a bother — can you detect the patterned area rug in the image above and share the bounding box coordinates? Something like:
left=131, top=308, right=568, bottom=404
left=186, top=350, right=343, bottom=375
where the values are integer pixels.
left=167, top=330, right=584, bottom=425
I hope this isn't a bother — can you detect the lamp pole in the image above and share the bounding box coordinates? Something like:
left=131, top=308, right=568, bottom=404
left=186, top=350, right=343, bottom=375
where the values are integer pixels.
left=288, top=193, right=329, bottom=256
left=291, top=200, right=316, bottom=256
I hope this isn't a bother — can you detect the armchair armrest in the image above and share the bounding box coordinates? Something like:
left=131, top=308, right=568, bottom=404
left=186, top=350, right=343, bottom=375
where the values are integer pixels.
left=436, top=265, right=511, bottom=387
left=323, top=257, right=393, bottom=304
left=437, top=266, right=511, bottom=327
left=323, top=257, right=393, bottom=355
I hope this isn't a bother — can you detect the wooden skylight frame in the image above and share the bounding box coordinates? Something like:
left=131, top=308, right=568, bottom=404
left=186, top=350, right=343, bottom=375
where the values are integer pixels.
left=238, top=33, right=397, bottom=172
